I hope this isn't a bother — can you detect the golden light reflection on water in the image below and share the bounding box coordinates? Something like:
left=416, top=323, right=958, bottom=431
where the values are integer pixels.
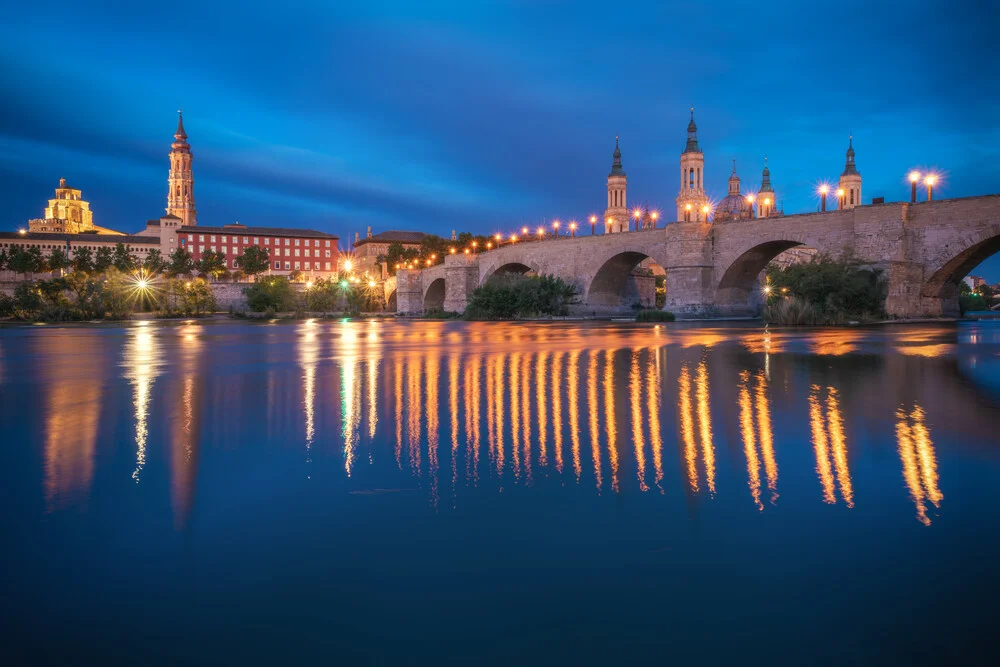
left=551, top=352, right=564, bottom=474
left=568, top=350, right=583, bottom=482
left=299, top=324, right=319, bottom=467
left=630, top=351, right=649, bottom=492
left=587, top=351, right=603, bottom=491
left=695, top=360, right=716, bottom=495
left=603, top=349, right=620, bottom=493
left=537, top=351, right=548, bottom=468
left=809, top=385, right=853, bottom=507
left=171, top=324, right=202, bottom=528
left=124, top=324, right=164, bottom=484
left=738, top=371, right=764, bottom=510
left=646, top=352, right=664, bottom=492
left=896, top=405, right=943, bottom=525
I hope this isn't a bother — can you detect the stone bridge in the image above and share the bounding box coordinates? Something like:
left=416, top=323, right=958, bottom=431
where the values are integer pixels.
left=394, top=195, right=1000, bottom=318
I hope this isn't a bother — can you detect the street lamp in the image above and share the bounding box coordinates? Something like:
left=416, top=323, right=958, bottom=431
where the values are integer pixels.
left=819, top=184, right=829, bottom=212
left=684, top=203, right=692, bottom=222
left=925, top=174, right=936, bottom=201
left=700, top=204, right=710, bottom=222
left=522, top=226, right=528, bottom=236
left=650, top=211, right=659, bottom=228
left=510, top=234, right=517, bottom=243
left=449, top=247, right=456, bottom=254
left=836, top=188, right=845, bottom=210
left=590, top=215, right=597, bottom=235
left=537, top=227, right=545, bottom=240
left=632, top=207, right=642, bottom=231
left=569, top=221, right=577, bottom=237
left=552, top=220, right=560, bottom=236
left=909, top=171, right=921, bottom=203
left=605, top=217, right=612, bottom=233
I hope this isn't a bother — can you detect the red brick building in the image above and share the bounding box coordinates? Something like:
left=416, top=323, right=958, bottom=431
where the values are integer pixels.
left=176, top=222, right=338, bottom=276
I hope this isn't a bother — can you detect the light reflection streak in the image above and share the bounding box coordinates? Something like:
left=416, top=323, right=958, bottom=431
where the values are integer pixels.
left=367, top=357, right=379, bottom=440
left=809, top=385, right=836, bottom=504
left=394, top=360, right=403, bottom=468
left=587, top=351, right=603, bottom=491
left=426, top=356, right=440, bottom=508
left=678, top=365, right=699, bottom=493
left=604, top=349, right=619, bottom=493
left=521, top=352, right=532, bottom=483
left=124, top=325, right=164, bottom=484
left=450, top=354, right=460, bottom=500
left=896, top=405, right=943, bottom=525
left=568, top=350, right=582, bottom=482
left=738, top=371, right=763, bottom=510
left=171, top=324, right=202, bottom=529
left=406, top=355, right=422, bottom=474
left=552, top=352, right=564, bottom=474
left=537, top=351, right=548, bottom=468
left=809, top=384, right=853, bottom=506
left=469, top=355, right=482, bottom=485
left=510, top=353, right=521, bottom=479
left=492, top=355, right=505, bottom=477
left=695, top=359, right=715, bottom=495
left=646, top=354, right=664, bottom=492
left=299, top=325, right=319, bottom=469
left=826, top=388, right=854, bottom=508
left=754, top=372, right=779, bottom=503
left=341, top=353, right=360, bottom=477
left=630, top=350, right=649, bottom=492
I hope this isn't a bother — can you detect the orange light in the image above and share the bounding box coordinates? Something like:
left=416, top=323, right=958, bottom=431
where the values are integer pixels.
left=819, top=185, right=829, bottom=195
left=685, top=204, right=692, bottom=211
left=472, top=241, right=477, bottom=247
left=537, top=227, right=545, bottom=236
left=464, top=248, right=470, bottom=254
left=569, top=222, right=577, bottom=230
left=764, top=198, right=771, bottom=206
left=836, top=188, right=845, bottom=197
left=650, top=211, right=659, bottom=220
left=486, top=242, right=492, bottom=249
left=589, top=215, right=597, bottom=223
left=552, top=220, right=560, bottom=229
left=746, top=194, right=755, bottom=203
left=426, top=259, right=431, bottom=266
left=701, top=205, right=709, bottom=214
left=909, top=171, right=921, bottom=183
left=494, top=233, right=502, bottom=241
left=449, top=247, right=456, bottom=254
left=431, top=253, right=437, bottom=259
left=510, top=235, right=517, bottom=242
left=633, top=208, right=642, bottom=218
left=925, top=174, right=937, bottom=185
left=522, top=227, right=528, bottom=235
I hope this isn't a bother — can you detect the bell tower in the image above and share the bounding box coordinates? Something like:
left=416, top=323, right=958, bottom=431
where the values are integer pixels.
left=676, top=108, right=709, bottom=221
left=837, top=135, right=862, bottom=210
left=758, top=157, right=776, bottom=218
left=167, top=111, right=197, bottom=226
left=604, top=136, right=628, bottom=233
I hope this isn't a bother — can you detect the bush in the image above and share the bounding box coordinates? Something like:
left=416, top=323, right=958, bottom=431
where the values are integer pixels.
left=156, top=277, right=217, bottom=316
left=764, top=256, right=887, bottom=325
left=244, top=276, right=298, bottom=312
left=465, top=274, right=579, bottom=320
left=636, top=309, right=675, bottom=322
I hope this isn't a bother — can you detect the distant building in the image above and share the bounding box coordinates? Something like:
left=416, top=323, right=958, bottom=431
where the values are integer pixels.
left=964, top=275, right=986, bottom=290
left=26, top=178, right=124, bottom=235
left=353, top=228, right=428, bottom=277
left=604, top=136, right=628, bottom=233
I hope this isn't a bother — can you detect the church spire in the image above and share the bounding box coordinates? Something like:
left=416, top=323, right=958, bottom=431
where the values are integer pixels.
left=727, top=159, right=741, bottom=195
left=172, top=110, right=190, bottom=153
left=760, top=156, right=774, bottom=193
left=684, top=107, right=701, bottom=154
left=610, top=135, right=625, bottom=176
left=841, top=134, right=859, bottom=176
left=167, top=112, right=196, bottom=225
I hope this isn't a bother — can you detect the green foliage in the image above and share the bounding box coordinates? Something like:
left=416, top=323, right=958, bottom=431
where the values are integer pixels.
left=8, top=246, right=46, bottom=276
left=303, top=278, right=337, bottom=311
left=0, top=248, right=8, bottom=271
left=94, top=246, right=113, bottom=272
left=72, top=246, right=94, bottom=273
left=196, top=250, right=229, bottom=280
left=48, top=247, right=71, bottom=274
left=654, top=275, right=666, bottom=309
left=635, top=309, right=676, bottom=322
left=144, top=248, right=165, bottom=273
left=156, top=277, right=217, bottom=316
left=235, top=245, right=270, bottom=279
left=465, top=274, right=580, bottom=320
left=167, top=247, right=195, bottom=277
left=764, top=256, right=887, bottom=325
left=244, top=276, right=298, bottom=313
left=0, top=292, right=13, bottom=317
left=112, top=243, right=135, bottom=272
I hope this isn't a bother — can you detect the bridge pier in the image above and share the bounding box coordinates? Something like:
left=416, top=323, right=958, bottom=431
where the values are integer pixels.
left=396, top=270, right=423, bottom=314
left=444, top=254, right=480, bottom=313
left=885, top=261, right=959, bottom=318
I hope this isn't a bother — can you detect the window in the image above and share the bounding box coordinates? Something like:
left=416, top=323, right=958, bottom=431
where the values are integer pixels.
left=325, top=240, right=330, bottom=247
left=243, top=237, right=248, bottom=244
left=325, top=262, right=331, bottom=270
left=304, top=239, right=310, bottom=247
left=294, top=262, right=300, bottom=270
left=199, top=246, right=204, bottom=254
left=253, top=237, right=258, bottom=244
left=170, top=238, right=175, bottom=243
left=210, top=235, right=216, bottom=242
left=294, top=239, right=300, bottom=246
left=222, top=247, right=227, bottom=255
left=274, top=248, right=281, bottom=257
left=265, top=238, right=270, bottom=245
left=274, top=261, right=280, bottom=269
left=305, top=249, right=310, bottom=257
left=850, top=189, right=855, bottom=205
left=188, top=234, right=194, bottom=241
left=232, top=259, right=238, bottom=268
left=325, top=250, right=331, bottom=258
left=284, top=238, right=289, bottom=246
left=199, top=235, right=205, bottom=241
left=294, top=249, right=300, bottom=257
left=305, top=262, right=311, bottom=270
left=284, top=262, right=290, bottom=270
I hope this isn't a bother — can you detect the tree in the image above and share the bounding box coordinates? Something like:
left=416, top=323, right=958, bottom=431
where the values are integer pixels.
left=144, top=248, right=165, bottom=274
left=48, top=247, right=71, bottom=276
left=8, top=247, right=45, bottom=278
left=0, top=248, right=8, bottom=272
left=72, top=246, right=94, bottom=274
left=196, top=250, right=229, bottom=281
left=112, top=243, right=135, bottom=272
left=167, top=247, right=195, bottom=277
left=94, top=246, right=113, bottom=272
left=244, top=276, right=297, bottom=313
left=235, top=245, right=270, bottom=281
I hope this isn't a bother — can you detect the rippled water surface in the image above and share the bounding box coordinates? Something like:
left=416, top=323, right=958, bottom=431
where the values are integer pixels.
left=2, top=319, right=999, bottom=665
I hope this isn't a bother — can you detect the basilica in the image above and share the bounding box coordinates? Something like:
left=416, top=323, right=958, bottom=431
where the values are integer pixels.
left=603, top=108, right=863, bottom=229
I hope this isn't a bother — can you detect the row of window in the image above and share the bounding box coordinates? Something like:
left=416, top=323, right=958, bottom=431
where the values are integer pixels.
left=269, top=261, right=334, bottom=271
left=187, top=234, right=331, bottom=247
left=193, top=246, right=333, bottom=258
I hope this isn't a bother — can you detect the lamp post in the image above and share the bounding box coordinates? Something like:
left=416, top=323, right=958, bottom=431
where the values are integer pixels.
left=746, top=194, right=755, bottom=219
left=552, top=220, right=560, bottom=237
left=569, top=221, right=577, bottom=237
left=836, top=188, right=845, bottom=210
left=925, top=174, right=936, bottom=201
left=632, top=207, right=642, bottom=232
left=590, top=215, right=597, bottom=235
left=909, top=171, right=920, bottom=203
left=605, top=217, right=612, bottom=234
left=700, top=204, right=709, bottom=222
left=684, top=203, right=692, bottom=222
left=537, top=227, right=545, bottom=241
left=819, top=185, right=829, bottom=212
left=650, top=211, right=659, bottom=229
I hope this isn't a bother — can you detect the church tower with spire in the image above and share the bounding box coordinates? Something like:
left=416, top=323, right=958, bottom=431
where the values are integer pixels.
left=837, top=135, right=862, bottom=211
left=604, top=136, right=628, bottom=233
left=758, top=157, right=777, bottom=218
left=676, top=108, right=709, bottom=221
left=167, top=111, right=197, bottom=226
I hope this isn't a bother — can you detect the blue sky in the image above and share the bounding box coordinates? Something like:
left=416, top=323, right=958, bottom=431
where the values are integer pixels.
left=2, top=1, right=999, bottom=278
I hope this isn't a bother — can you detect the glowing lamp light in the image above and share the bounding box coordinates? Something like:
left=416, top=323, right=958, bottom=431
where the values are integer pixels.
left=522, top=227, right=528, bottom=235
left=836, top=188, right=845, bottom=197
left=305, top=281, right=313, bottom=289
left=426, top=259, right=432, bottom=266
left=764, top=198, right=771, bottom=206
left=431, top=254, right=437, bottom=260
left=18, top=229, right=26, bottom=235
left=495, top=233, right=502, bottom=241
left=819, top=185, right=829, bottom=195
left=537, top=227, right=545, bottom=236
left=925, top=175, right=937, bottom=186
left=464, top=248, right=470, bottom=254
left=340, top=280, right=348, bottom=288
left=650, top=211, right=659, bottom=220
left=510, top=235, right=517, bottom=242
left=486, top=242, right=492, bottom=249
left=701, top=205, right=710, bottom=214
left=589, top=215, right=597, bottom=223
left=449, top=247, right=456, bottom=254
left=137, top=279, right=149, bottom=289
left=343, top=260, right=353, bottom=272
left=633, top=208, right=642, bottom=218
left=763, top=285, right=773, bottom=295
left=569, top=222, right=577, bottom=230
left=685, top=204, right=692, bottom=211
left=910, top=171, right=921, bottom=183
left=746, top=194, right=755, bottom=203
left=368, top=280, right=376, bottom=288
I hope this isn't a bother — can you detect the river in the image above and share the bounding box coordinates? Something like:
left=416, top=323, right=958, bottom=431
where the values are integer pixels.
left=1, top=319, right=998, bottom=665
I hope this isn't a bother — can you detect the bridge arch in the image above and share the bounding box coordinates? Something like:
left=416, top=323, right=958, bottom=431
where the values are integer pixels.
left=423, top=278, right=446, bottom=311
left=479, top=256, right=542, bottom=284
left=920, top=224, right=1000, bottom=314
left=386, top=289, right=397, bottom=312
left=586, top=248, right=665, bottom=311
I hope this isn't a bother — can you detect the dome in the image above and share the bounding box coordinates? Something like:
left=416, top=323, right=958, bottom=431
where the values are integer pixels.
left=713, top=194, right=753, bottom=222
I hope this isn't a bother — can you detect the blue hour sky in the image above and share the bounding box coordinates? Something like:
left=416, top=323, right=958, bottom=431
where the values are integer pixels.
left=2, top=1, right=999, bottom=278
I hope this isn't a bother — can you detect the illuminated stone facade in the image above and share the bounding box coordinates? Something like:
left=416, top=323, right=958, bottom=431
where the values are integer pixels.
left=167, top=112, right=197, bottom=226
left=604, top=137, right=628, bottom=233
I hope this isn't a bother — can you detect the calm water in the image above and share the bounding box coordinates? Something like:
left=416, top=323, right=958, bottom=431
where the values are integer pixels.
left=2, top=319, right=999, bottom=665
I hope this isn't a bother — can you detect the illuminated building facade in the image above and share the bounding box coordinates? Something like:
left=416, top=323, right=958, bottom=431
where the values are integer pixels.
left=353, top=228, right=428, bottom=277
left=27, top=178, right=124, bottom=235
left=604, top=137, right=628, bottom=233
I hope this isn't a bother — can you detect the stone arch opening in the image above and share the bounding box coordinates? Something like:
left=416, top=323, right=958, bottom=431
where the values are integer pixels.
left=386, top=290, right=397, bottom=312
left=921, top=232, right=1000, bottom=315
left=587, top=251, right=659, bottom=311
left=482, top=262, right=535, bottom=283
left=423, top=278, right=446, bottom=311
left=716, top=240, right=805, bottom=311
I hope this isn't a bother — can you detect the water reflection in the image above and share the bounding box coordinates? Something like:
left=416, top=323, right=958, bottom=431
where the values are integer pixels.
left=896, top=405, right=943, bottom=525
left=20, top=321, right=994, bottom=528
left=123, top=322, right=165, bottom=484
